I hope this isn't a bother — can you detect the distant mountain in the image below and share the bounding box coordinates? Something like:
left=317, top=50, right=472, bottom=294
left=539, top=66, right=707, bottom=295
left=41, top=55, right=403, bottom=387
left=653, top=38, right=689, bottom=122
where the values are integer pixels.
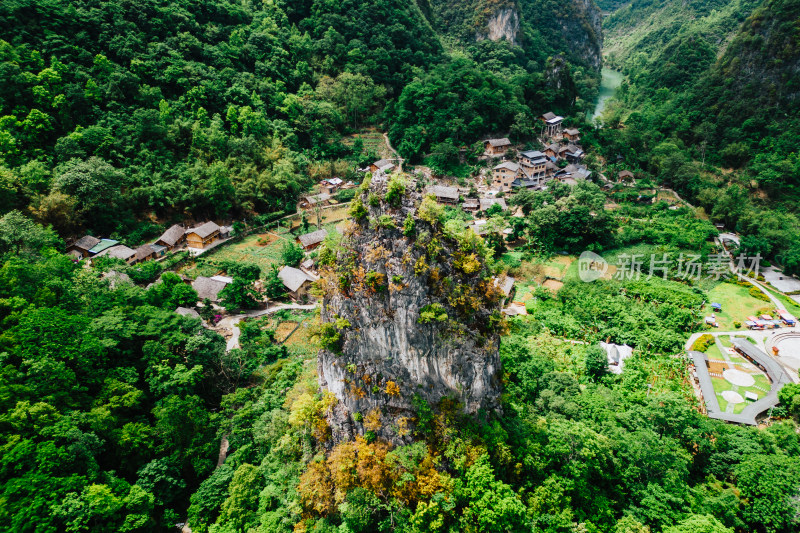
left=428, top=0, right=603, bottom=70
left=596, top=0, right=800, bottom=267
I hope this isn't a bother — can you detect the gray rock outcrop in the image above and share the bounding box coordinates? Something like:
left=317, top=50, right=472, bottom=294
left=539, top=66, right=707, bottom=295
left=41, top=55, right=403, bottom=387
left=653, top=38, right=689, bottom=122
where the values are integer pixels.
left=317, top=174, right=505, bottom=444
left=479, top=7, right=520, bottom=45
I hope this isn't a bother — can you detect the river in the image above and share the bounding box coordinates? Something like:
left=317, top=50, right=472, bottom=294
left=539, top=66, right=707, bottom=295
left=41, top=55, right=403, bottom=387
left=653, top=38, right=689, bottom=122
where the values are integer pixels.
left=588, top=67, right=624, bottom=122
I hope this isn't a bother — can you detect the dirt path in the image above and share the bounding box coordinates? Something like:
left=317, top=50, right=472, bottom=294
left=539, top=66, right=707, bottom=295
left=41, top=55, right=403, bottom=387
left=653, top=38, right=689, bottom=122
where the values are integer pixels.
left=215, top=303, right=318, bottom=351
left=383, top=132, right=403, bottom=171
left=216, top=435, right=229, bottom=468
left=657, top=186, right=694, bottom=209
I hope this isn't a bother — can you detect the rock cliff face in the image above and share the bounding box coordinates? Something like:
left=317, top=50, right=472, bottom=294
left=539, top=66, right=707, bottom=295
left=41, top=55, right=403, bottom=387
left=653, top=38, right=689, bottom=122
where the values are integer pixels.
left=317, top=174, right=505, bottom=444
left=428, top=0, right=603, bottom=71
left=479, top=7, right=520, bottom=44
left=556, top=0, right=604, bottom=70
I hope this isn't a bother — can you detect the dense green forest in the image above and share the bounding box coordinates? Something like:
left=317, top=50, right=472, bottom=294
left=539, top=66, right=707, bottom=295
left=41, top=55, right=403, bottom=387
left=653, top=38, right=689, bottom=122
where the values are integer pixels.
left=3, top=0, right=800, bottom=531
left=596, top=0, right=800, bottom=272
left=4, top=181, right=800, bottom=532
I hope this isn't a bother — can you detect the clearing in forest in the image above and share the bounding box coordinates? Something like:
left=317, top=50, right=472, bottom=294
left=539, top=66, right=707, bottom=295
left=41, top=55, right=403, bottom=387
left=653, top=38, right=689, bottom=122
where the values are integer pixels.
left=706, top=282, right=775, bottom=330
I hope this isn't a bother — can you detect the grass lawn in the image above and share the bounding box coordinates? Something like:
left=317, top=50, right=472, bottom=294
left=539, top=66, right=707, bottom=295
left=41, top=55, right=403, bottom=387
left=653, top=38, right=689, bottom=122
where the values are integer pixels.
left=718, top=335, right=732, bottom=347
left=707, top=282, right=776, bottom=330
left=711, top=369, right=771, bottom=414
left=181, top=232, right=293, bottom=278
left=705, top=343, right=724, bottom=360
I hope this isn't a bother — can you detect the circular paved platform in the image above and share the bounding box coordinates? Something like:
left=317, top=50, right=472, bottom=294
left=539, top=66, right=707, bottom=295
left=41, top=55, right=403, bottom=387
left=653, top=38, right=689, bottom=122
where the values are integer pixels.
left=775, top=336, right=800, bottom=371
left=779, top=355, right=800, bottom=372
left=721, top=390, right=744, bottom=404
left=723, top=368, right=755, bottom=387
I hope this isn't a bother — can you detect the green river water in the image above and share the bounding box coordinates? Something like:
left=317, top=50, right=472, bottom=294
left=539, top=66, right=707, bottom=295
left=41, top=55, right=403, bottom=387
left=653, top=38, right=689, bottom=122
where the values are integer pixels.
left=589, top=67, right=624, bottom=121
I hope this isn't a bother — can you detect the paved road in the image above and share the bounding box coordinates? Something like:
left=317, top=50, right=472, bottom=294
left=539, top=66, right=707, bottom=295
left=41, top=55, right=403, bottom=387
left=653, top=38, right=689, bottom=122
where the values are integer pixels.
left=743, top=276, right=786, bottom=311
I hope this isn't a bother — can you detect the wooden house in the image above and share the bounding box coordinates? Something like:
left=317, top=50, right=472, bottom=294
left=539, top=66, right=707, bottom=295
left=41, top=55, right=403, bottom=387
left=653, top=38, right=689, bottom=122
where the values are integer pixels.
left=300, top=258, right=316, bottom=277
left=493, top=275, right=516, bottom=303
left=544, top=143, right=560, bottom=159
left=132, top=244, right=156, bottom=264
left=511, top=177, right=539, bottom=190
left=300, top=193, right=331, bottom=210
left=278, top=266, right=315, bottom=301
left=369, top=159, right=395, bottom=173
left=156, top=224, right=186, bottom=250
left=617, top=170, right=635, bottom=182
left=483, top=138, right=512, bottom=157
left=297, top=229, right=328, bottom=251
left=427, top=185, right=459, bottom=205
left=102, top=270, right=132, bottom=289
left=564, top=144, right=584, bottom=162
left=462, top=198, right=479, bottom=213
left=67, top=235, right=101, bottom=259
left=480, top=198, right=508, bottom=212
left=175, top=306, right=202, bottom=320
left=563, top=128, right=581, bottom=142
left=186, top=222, right=221, bottom=249
left=192, top=276, right=229, bottom=302
left=98, top=244, right=137, bottom=264
left=492, top=162, right=519, bottom=191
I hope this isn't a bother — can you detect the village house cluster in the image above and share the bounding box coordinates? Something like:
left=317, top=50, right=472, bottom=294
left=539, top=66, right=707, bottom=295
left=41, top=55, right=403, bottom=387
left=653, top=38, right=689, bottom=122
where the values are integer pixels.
left=65, top=111, right=591, bottom=310
left=488, top=112, right=591, bottom=193
left=66, top=221, right=233, bottom=265
left=299, top=177, right=357, bottom=210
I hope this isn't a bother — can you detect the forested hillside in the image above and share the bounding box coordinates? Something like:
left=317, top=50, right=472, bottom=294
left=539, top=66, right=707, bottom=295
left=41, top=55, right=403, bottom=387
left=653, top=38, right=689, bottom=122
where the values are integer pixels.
left=595, top=0, right=800, bottom=273
left=0, top=0, right=600, bottom=241
left=0, top=0, right=447, bottom=238
left=0, top=0, right=609, bottom=531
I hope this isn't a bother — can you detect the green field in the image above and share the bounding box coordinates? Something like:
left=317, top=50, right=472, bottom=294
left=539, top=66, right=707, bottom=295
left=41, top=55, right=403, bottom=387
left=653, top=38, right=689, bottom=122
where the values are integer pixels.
left=181, top=229, right=295, bottom=279
left=705, top=343, right=724, bottom=360
left=706, top=282, right=775, bottom=330
left=342, top=130, right=391, bottom=158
